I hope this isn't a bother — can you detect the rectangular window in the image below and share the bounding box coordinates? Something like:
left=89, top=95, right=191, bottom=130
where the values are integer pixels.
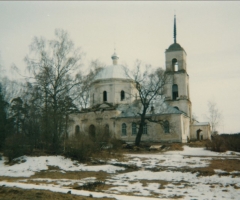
left=122, top=123, right=127, bottom=136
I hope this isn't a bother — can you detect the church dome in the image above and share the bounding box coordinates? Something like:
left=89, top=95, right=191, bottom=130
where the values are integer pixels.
left=166, top=43, right=185, bottom=52
left=94, top=53, right=130, bottom=81
left=94, top=64, right=129, bottom=81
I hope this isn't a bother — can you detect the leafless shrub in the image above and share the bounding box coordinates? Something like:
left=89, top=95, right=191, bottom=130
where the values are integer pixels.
left=205, top=135, right=226, bottom=152
left=221, top=134, right=240, bottom=152
left=205, top=134, right=240, bottom=153
left=64, top=134, right=95, bottom=162
left=65, top=127, right=124, bottom=162
left=3, top=134, right=32, bottom=163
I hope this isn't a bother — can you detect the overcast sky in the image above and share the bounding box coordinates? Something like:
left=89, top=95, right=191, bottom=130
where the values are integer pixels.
left=0, top=1, right=240, bottom=133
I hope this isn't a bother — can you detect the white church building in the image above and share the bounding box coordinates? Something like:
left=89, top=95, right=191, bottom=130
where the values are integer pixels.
left=68, top=16, right=211, bottom=143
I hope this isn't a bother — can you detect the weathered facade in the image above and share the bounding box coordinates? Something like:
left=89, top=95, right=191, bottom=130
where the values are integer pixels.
left=68, top=16, right=211, bottom=143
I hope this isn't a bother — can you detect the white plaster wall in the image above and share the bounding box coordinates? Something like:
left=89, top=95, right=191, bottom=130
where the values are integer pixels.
left=164, top=71, right=191, bottom=117
left=164, top=73, right=190, bottom=100
left=165, top=72, right=189, bottom=99
left=68, top=104, right=203, bottom=143
left=115, top=114, right=184, bottom=143
left=68, top=110, right=185, bottom=143
left=181, top=115, right=190, bottom=143
left=90, top=79, right=138, bottom=106
left=169, top=100, right=191, bottom=116
left=190, top=125, right=211, bottom=140
left=174, top=73, right=189, bottom=98
left=68, top=109, right=121, bottom=138
left=165, top=50, right=187, bottom=71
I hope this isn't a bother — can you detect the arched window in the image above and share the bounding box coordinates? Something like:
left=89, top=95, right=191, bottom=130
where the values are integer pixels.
left=103, top=91, right=107, bottom=102
left=172, top=84, right=178, bottom=100
left=164, top=120, right=170, bottom=133
left=121, top=90, right=125, bottom=101
left=122, top=123, right=127, bottom=136
left=174, top=106, right=179, bottom=110
left=132, top=123, right=137, bottom=135
left=143, top=124, right=147, bottom=134
left=172, top=58, right=178, bottom=71
left=75, top=125, right=80, bottom=135
left=89, top=124, right=96, bottom=138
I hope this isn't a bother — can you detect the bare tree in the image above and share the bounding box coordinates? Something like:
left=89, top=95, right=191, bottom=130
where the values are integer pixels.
left=24, top=29, right=83, bottom=152
left=126, top=61, right=168, bottom=146
left=73, top=59, right=104, bottom=109
left=207, top=101, right=222, bottom=135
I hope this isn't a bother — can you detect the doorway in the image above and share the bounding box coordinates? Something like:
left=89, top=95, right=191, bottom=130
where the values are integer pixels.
left=196, top=129, right=202, bottom=140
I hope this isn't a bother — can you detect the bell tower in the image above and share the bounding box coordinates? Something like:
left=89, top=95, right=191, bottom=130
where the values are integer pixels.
left=164, top=15, right=192, bottom=118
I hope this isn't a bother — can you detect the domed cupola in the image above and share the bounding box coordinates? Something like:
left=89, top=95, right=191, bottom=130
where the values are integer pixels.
left=90, top=52, right=138, bottom=107
left=166, top=42, right=185, bottom=53
left=94, top=52, right=130, bottom=81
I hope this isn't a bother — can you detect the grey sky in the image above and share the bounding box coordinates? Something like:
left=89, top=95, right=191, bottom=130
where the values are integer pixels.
left=0, top=1, right=240, bottom=133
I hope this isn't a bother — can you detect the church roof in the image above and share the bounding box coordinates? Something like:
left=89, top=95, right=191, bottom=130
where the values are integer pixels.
left=94, top=64, right=129, bottom=81
left=193, top=122, right=210, bottom=126
left=115, top=99, right=183, bottom=118
left=166, top=42, right=185, bottom=52
left=94, top=52, right=130, bottom=81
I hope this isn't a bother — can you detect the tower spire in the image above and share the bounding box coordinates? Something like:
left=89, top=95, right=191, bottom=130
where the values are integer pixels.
left=174, top=14, right=176, bottom=44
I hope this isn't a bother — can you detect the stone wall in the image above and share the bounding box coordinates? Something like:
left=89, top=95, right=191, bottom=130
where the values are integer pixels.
left=190, top=124, right=211, bottom=140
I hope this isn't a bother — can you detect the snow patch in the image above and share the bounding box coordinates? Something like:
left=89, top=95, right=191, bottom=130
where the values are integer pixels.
left=0, top=156, right=125, bottom=177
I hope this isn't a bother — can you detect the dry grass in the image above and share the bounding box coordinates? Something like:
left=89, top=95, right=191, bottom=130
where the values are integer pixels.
left=90, top=150, right=126, bottom=163
left=188, top=158, right=240, bottom=176
left=0, top=187, right=115, bottom=200
left=187, top=140, right=209, bottom=148
left=32, top=170, right=110, bottom=181
left=120, top=142, right=185, bottom=153
left=209, top=159, right=240, bottom=172
left=168, top=143, right=184, bottom=151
